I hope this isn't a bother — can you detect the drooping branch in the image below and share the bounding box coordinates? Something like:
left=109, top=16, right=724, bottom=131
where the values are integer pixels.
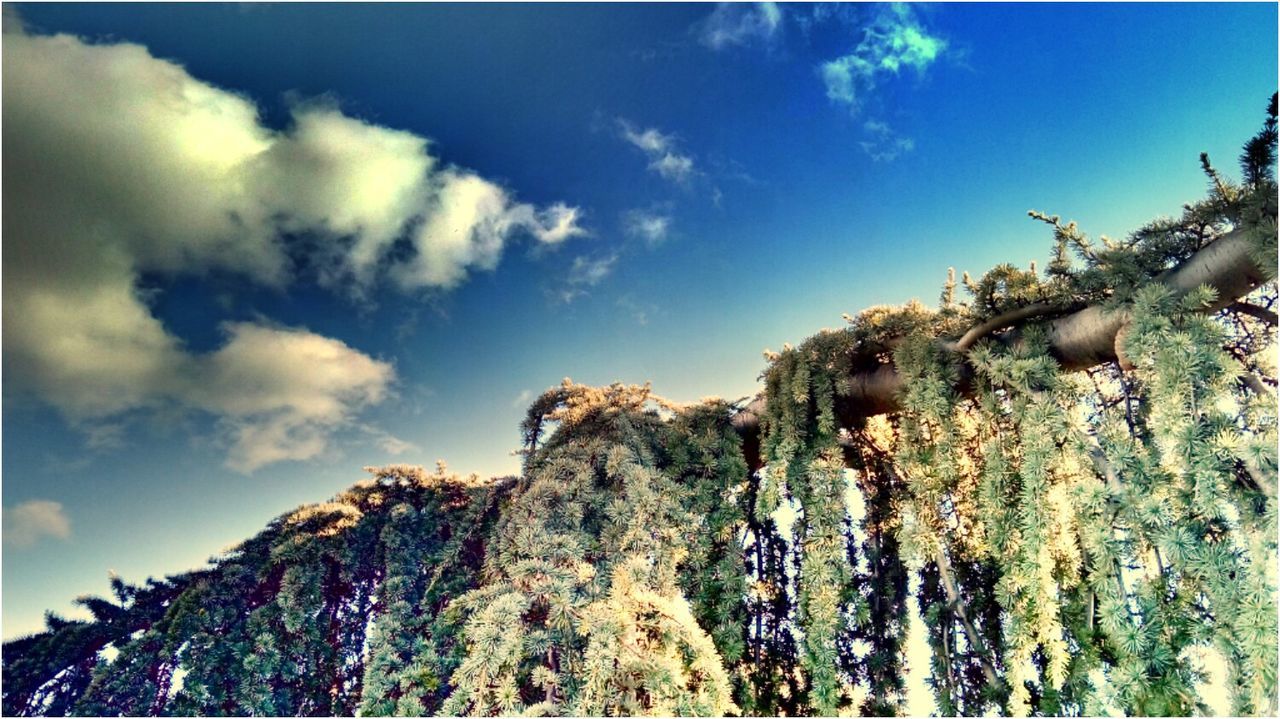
left=733, top=225, right=1273, bottom=470
left=931, top=545, right=1002, bottom=689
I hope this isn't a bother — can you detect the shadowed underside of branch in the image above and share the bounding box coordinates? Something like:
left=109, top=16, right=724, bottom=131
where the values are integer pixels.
left=733, top=225, right=1273, bottom=470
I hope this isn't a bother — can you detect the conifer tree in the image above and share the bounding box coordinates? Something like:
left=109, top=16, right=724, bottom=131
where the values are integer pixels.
left=2, top=96, right=1275, bottom=718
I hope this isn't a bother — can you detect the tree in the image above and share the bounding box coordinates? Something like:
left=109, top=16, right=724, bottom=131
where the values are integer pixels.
left=3, top=96, right=1275, bottom=717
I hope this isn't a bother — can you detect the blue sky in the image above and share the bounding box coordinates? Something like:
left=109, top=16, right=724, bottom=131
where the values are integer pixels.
left=2, top=2, right=1275, bottom=645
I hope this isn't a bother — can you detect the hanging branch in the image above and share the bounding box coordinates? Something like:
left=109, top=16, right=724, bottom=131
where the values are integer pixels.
left=931, top=546, right=1002, bottom=689
left=859, top=433, right=1004, bottom=691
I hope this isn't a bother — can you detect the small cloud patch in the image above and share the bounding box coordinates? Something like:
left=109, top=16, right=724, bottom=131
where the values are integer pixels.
left=617, top=120, right=697, bottom=184
left=860, top=119, right=916, bottom=162
left=557, top=254, right=619, bottom=304
left=376, top=434, right=418, bottom=456
left=623, top=208, right=673, bottom=247
left=532, top=204, right=590, bottom=246
left=819, top=4, right=946, bottom=113
left=699, top=3, right=783, bottom=50
left=568, top=254, right=618, bottom=288
left=4, top=500, right=72, bottom=549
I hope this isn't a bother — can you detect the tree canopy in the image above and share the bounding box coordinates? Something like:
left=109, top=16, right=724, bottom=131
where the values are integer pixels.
left=3, top=97, right=1276, bottom=718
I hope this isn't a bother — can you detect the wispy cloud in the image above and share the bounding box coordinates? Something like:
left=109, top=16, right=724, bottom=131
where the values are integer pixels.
left=617, top=119, right=697, bottom=184
left=699, top=2, right=783, bottom=50
left=375, top=433, right=418, bottom=456
left=3, top=21, right=587, bottom=471
left=623, top=207, right=673, bottom=247
left=557, top=254, right=619, bottom=303
left=531, top=203, right=590, bottom=245
left=616, top=295, right=658, bottom=327
left=860, top=119, right=916, bottom=162
left=568, top=254, right=618, bottom=288
left=3, top=500, right=72, bottom=549
left=650, top=153, right=695, bottom=183
left=84, top=424, right=127, bottom=451
left=819, top=3, right=946, bottom=113
left=814, top=5, right=945, bottom=162
left=512, top=389, right=534, bottom=409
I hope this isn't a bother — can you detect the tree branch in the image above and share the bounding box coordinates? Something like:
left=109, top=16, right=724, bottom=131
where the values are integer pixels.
left=950, top=302, right=1079, bottom=351
left=932, top=545, right=1003, bottom=689
left=733, top=226, right=1273, bottom=470
left=1228, top=300, right=1278, bottom=325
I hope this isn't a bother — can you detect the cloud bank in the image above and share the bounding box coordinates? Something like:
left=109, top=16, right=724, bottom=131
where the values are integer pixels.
left=3, top=501, right=72, bottom=549
left=2, top=24, right=584, bottom=471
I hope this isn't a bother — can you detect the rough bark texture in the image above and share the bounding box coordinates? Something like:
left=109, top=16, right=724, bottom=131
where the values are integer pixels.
left=732, top=226, right=1271, bottom=470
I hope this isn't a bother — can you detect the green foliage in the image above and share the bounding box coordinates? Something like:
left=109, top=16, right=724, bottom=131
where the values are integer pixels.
left=3, top=98, right=1276, bottom=718
left=667, top=402, right=753, bottom=703
left=1241, top=93, right=1278, bottom=189
left=445, top=381, right=739, bottom=716
left=1120, top=284, right=1277, bottom=715
left=758, top=332, right=861, bottom=715
left=4, top=467, right=507, bottom=717
left=841, top=438, right=911, bottom=716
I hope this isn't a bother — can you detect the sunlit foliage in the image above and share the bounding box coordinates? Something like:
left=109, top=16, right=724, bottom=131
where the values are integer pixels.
left=3, top=98, right=1275, bottom=717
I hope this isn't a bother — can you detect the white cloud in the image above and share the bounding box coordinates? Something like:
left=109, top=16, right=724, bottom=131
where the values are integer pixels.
left=567, top=254, right=618, bottom=288
left=376, top=435, right=418, bottom=456
left=556, top=254, right=619, bottom=303
left=357, top=425, right=420, bottom=457
left=619, top=124, right=675, bottom=155
left=819, top=4, right=946, bottom=113
left=532, top=203, right=590, bottom=245
left=617, top=119, right=697, bottom=184
left=189, top=323, right=395, bottom=472
left=3, top=24, right=584, bottom=470
left=2, top=4, right=25, bottom=34
left=860, top=118, right=916, bottom=162
left=650, top=153, right=695, bottom=183
left=251, top=104, right=439, bottom=288
left=700, top=2, right=783, bottom=49
left=389, top=170, right=516, bottom=289
left=623, top=208, right=673, bottom=247
left=4, top=500, right=72, bottom=549
left=355, top=424, right=419, bottom=457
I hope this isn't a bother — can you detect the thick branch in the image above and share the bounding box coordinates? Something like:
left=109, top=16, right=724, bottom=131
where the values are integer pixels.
left=733, top=226, right=1272, bottom=470
left=1229, top=300, right=1278, bottom=325
left=950, top=302, right=1077, bottom=351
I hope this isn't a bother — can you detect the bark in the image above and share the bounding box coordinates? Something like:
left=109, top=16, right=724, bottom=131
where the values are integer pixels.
left=732, top=226, right=1272, bottom=470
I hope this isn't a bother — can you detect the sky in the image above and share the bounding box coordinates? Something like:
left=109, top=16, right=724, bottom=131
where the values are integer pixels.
left=1, top=2, right=1275, bottom=684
